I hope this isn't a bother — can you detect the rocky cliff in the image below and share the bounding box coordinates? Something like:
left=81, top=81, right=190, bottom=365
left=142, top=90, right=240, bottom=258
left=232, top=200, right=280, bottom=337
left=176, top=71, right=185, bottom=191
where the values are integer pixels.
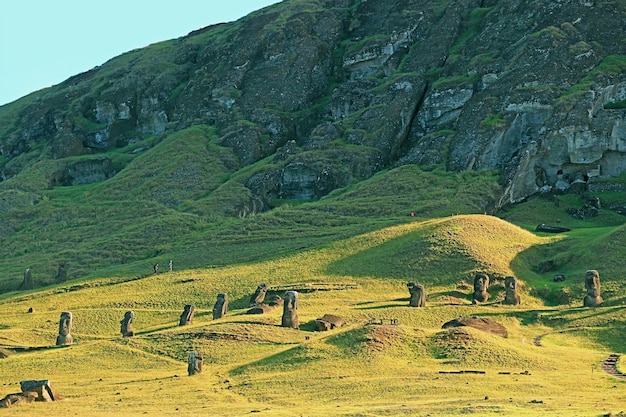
left=1, top=0, right=625, bottom=211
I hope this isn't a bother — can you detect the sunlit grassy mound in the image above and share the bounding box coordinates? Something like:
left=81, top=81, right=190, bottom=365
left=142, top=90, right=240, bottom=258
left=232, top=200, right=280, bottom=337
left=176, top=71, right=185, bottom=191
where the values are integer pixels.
left=1, top=213, right=626, bottom=416
left=327, top=214, right=549, bottom=286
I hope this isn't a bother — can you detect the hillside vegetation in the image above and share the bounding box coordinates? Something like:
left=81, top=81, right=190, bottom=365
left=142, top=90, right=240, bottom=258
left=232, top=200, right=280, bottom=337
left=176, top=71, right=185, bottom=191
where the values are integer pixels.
left=2, top=0, right=626, bottom=415
left=2, top=205, right=626, bottom=415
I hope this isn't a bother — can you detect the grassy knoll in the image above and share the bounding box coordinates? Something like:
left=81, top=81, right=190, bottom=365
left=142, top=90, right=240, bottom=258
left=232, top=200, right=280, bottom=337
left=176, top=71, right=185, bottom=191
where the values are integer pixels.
left=1, top=213, right=626, bottom=416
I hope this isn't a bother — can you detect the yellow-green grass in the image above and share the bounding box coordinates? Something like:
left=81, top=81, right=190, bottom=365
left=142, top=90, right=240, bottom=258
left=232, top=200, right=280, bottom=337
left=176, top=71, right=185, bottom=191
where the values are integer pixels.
left=1, top=215, right=626, bottom=415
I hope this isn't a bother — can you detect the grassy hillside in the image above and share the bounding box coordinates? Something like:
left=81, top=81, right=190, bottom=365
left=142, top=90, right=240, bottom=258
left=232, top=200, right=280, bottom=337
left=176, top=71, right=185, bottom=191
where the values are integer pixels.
left=1, top=210, right=626, bottom=415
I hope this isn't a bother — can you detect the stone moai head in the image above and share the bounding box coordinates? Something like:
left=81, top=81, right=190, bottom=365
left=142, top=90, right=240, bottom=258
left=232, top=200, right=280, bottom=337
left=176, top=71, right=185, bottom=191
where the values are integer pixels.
left=56, top=311, right=73, bottom=345
left=120, top=311, right=135, bottom=337
left=250, top=283, right=268, bottom=306
left=472, top=273, right=490, bottom=304
left=504, top=276, right=521, bottom=305
left=281, top=291, right=299, bottom=329
left=179, top=304, right=195, bottom=326
left=407, top=282, right=426, bottom=307
left=21, top=268, right=34, bottom=290
left=187, top=351, right=203, bottom=376
left=583, top=269, right=603, bottom=307
left=212, top=293, right=228, bottom=320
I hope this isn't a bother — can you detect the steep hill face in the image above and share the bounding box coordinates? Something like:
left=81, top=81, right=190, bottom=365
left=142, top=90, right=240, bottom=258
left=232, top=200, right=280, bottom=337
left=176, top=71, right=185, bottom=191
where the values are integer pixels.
left=1, top=0, right=625, bottom=210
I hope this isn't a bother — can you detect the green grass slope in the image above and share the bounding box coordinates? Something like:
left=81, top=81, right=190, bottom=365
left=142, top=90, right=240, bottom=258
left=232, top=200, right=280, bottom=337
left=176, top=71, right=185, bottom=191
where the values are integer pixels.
left=1, top=213, right=626, bottom=416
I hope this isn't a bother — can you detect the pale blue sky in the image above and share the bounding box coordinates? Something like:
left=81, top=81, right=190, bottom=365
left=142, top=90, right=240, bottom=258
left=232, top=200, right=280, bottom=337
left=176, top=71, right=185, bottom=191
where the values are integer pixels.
left=0, top=1, right=281, bottom=106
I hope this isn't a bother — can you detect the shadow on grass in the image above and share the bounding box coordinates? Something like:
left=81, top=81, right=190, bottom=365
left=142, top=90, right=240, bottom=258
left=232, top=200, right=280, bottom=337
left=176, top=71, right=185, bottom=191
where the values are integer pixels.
left=356, top=303, right=406, bottom=310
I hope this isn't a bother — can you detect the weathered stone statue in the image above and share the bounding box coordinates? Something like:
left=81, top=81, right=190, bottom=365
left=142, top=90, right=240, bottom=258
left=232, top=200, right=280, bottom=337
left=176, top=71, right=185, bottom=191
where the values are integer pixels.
left=120, top=311, right=135, bottom=337
left=504, top=276, right=521, bottom=305
left=472, top=273, right=490, bottom=304
left=55, top=262, right=68, bottom=282
left=583, top=269, right=603, bottom=307
left=187, top=352, right=203, bottom=376
left=407, top=282, right=426, bottom=307
left=179, top=304, right=195, bottom=326
left=250, top=283, right=268, bottom=306
left=0, top=380, right=63, bottom=406
left=20, top=268, right=34, bottom=290
left=281, top=291, right=299, bottom=329
left=212, top=293, right=228, bottom=319
left=55, top=311, right=73, bottom=345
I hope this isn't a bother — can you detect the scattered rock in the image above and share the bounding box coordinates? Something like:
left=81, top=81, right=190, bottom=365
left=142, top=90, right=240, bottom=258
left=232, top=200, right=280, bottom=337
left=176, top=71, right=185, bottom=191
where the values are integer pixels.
left=442, top=316, right=508, bottom=338
left=314, top=314, right=346, bottom=331
left=535, top=224, right=571, bottom=233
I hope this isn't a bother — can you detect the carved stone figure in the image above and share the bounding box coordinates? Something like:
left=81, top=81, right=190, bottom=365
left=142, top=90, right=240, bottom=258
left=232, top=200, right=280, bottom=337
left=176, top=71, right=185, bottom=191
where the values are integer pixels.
left=179, top=304, right=195, bottom=326
left=19, top=380, right=63, bottom=401
left=188, top=352, right=203, bottom=376
left=20, top=268, right=34, bottom=290
left=472, top=273, right=490, bottom=304
left=212, top=293, right=228, bottom=319
left=120, top=311, right=135, bottom=337
left=55, top=262, right=68, bottom=282
left=407, top=282, right=426, bottom=307
left=250, top=283, right=268, bottom=306
left=281, top=291, right=299, bottom=329
left=0, top=380, right=63, bottom=407
left=504, top=276, right=521, bottom=305
left=55, top=311, right=73, bottom=345
left=583, top=269, right=603, bottom=307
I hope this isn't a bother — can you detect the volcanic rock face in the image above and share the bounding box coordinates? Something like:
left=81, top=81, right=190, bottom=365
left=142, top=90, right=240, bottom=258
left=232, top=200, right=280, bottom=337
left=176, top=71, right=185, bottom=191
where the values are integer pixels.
left=1, top=0, right=625, bottom=209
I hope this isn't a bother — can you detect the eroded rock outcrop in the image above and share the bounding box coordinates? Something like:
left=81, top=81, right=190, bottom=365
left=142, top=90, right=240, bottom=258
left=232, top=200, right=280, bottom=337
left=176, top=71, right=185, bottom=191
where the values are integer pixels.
left=442, top=316, right=508, bottom=338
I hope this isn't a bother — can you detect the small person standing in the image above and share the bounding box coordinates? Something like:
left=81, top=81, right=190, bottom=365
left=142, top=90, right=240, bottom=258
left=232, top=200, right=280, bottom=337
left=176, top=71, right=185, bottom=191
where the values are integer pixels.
left=153, top=263, right=158, bottom=274
left=168, top=260, right=173, bottom=272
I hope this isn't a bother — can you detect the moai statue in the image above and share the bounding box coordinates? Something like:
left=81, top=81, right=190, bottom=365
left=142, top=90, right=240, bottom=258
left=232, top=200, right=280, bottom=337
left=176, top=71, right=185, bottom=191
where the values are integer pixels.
left=55, top=311, right=74, bottom=345
left=20, top=268, right=34, bottom=290
left=504, top=276, right=521, bottom=305
left=55, top=262, right=68, bottom=282
left=281, top=291, right=299, bottom=329
left=472, top=272, right=490, bottom=304
left=249, top=283, right=268, bottom=306
left=583, top=269, right=603, bottom=307
left=120, top=311, right=135, bottom=337
left=407, top=282, right=426, bottom=307
left=179, top=304, right=195, bottom=326
left=212, top=293, right=228, bottom=320
left=187, top=352, right=203, bottom=376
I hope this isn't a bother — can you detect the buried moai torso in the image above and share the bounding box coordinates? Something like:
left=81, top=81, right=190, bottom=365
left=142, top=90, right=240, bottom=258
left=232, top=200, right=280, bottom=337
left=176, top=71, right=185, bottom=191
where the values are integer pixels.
left=21, top=268, right=34, bottom=290
left=250, top=283, right=268, bottom=306
left=120, top=311, right=135, bottom=337
left=407, top=282, right=426, bottom=307
left=56, top=311, right=73, bottom=345
left=187, top=351, right=203, bottom=376
left=212, top=293, right=228, bottom=320
left=504, top=276, right=521, bottom=305
left=472, top=273, right=490, bottom=304
left=583, top=269, right=603, bottom=307
left=281, top=291, right=299, bottom=329
left=179, top=304, right=195, bottom=326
